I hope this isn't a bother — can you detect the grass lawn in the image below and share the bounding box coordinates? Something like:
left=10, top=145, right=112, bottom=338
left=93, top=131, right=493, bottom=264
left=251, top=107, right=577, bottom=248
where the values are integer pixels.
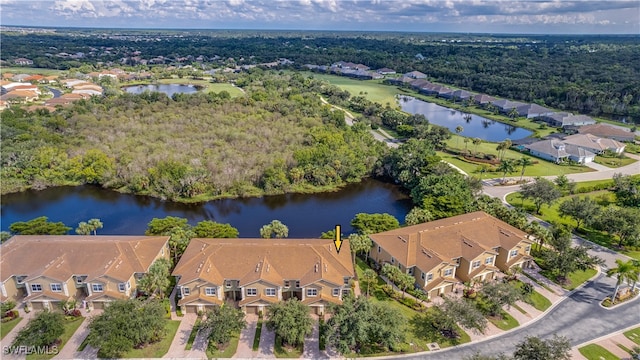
left=488, top=311, right=519, bottom=331
left=27, top=316, right=85, bottom=360
left=185, top=318, right=201, bottom=350
left=206, top=334, right=240, bottom=358
left=252, top=318, right=263, bottom=351
left=133, top=78, right=244, bottom=97
left=578, top=344, right=620, bottom=360
left=304, top=72, right=400, bottom=107
left=355, top=258, right=470, bottom=354
left=1, top=67, right=66, bottom=76
left=513, top=281, right=552, bottom=311
left=593, top=156, right=637, bottom=168
left=0, top=317, right=22, bottom=340
left=539, top=268, right=598, bottom=291
left=122, top=320, right=180, bottom=358
left=624, top=327, right=640, bottom=345
left=274, top=335, right=303, bottom=358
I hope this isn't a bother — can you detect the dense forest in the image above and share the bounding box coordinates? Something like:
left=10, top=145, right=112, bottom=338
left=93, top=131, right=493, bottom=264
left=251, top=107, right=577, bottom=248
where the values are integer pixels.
left=2, top=30, right=639, bottom=122
left=0, top=71, right=386, bottom=200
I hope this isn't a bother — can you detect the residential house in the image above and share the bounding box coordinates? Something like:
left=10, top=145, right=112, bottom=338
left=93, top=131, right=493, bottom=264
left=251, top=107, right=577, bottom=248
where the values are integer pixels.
left=562, top=133, right=626, bottom=154
left=539, top=112, right=597, bottom=128
left=405, top=70, right=428, bottom=79
left=172, top=238, right=354, bottom=315
left=0, top=235, right=170, bottom=311
left=525, top=139, right=596, bottom=163
left=516, top=103, right=555, bottom=119
left=376, top=68, right=396, bottom=75
left=492, top=99, right=527, bottom=115
left=473, top=94, right=496, bottom=105
left=369, top=212, right=533, bottom=300
left=578, top=124, right=636, bottom=143
left=14, top=58, right=33, bottom=65
left=451, top=90, right=475, bottom=101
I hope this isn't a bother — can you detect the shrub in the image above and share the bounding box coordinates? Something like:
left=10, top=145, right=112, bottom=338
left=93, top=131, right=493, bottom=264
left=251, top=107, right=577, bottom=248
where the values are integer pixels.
left=1, top=301, right=16, bottom=314
left=1, top=310, right=19, bottom=322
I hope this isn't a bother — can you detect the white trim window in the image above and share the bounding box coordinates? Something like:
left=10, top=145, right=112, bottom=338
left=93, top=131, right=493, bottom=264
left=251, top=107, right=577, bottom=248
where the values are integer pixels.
left=265, top=288, right=276, bottom=297
left=92, top=284, right=104, bottom=292
left=31, top=283, right=43, bottom=292
left=332, top=288, right=340, bottom=297
left=525, top=245, right=531, bottom=254
left=472, top=260, right=481, bottom=269
left=225, top=280, right=232, bottom=288
left=485, top=257, right=494, bottom=265
left=205, top=287, right=216, bottom=296
left=118, top=283, right=126, bottom=292
left=306, top=288, right=318, bottom=297
left=378, top=245, right=381, bottom=253
left=182, top=287, right=190, bottom=296
left=284, top=280, right=290, bottom=288
left=246, top=288, right=257, bottom=296
left=391, top=257, right=395, bottom=264
left=50, top=283, right=62, bottom=292
left=443, top=268, right=453, bottom=277
left=427, top=273, right=433, bottom=281
left=295, top=281, right=300, bottom=288
left=510, top=249, right=519, bottom=258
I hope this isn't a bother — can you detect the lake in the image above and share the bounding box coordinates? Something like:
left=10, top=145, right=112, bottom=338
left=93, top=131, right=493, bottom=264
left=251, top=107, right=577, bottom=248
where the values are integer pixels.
left=123, top=84, right=198, bottom=97
left=398, top=96, right=533, bottom=142
left=0, top=179, right=412, bottom=238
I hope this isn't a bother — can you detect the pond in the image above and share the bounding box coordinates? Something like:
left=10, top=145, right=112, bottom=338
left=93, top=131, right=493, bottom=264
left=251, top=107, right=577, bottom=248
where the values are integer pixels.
left=123, top=84, right=198, bottom=97
left=398, top=96, right=533, bottom=142
left=0, top=179, right=412, bottom=238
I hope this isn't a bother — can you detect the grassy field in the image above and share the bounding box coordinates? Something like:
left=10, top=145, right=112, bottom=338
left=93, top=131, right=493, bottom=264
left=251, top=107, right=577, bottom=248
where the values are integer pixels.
left=1, top=67, right=66, bottom=76
left=123, top=78, right=245, bottom=97
left=593, top=155, right=637, bottom=168
left=624, top=327, right=640, bottom=345
left=123, top=320, right=180, bottom=358
left=305, top=72, right=400, bottom=107
left=578, top=344, right=620, bottom=360
left=27, top=316, right=85, bottom=360
left=207, top=334, right=240, bottom=358
left=274, top=335, right=303, bottom=358
left=513, top=281, right=552, bottom=311
left=0, top=316, right=22, bottom=340
left=488, top=311, right=519, bottom=331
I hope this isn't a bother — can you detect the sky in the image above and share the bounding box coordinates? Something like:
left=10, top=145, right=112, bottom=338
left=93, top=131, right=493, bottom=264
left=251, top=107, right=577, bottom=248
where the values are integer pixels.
left=1, top=0, right=639, bottom=34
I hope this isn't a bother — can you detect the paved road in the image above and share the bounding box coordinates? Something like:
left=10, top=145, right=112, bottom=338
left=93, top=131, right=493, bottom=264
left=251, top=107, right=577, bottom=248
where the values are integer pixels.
left=372, top=274, right=640, bottom=360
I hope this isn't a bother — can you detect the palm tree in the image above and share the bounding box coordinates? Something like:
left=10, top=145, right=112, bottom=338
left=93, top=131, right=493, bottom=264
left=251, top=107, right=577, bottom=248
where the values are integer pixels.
left=464, top=137, right=471, bottom=153
left=497, top=159, right=517, bottom=184
left=496, top=142, right=505, bottom=161
left=472, top=137, right=482, bottom=157
left=606, top=259, right=639, bottom=303
left=87, top=218, right=103, bottom=235
left=518, top=157, right=534, bottom=181
left=455, top=126, right=464, bottom=148
left=508, top=107, right=519, bottom=120
left=361, top=269, right=377, bottom=298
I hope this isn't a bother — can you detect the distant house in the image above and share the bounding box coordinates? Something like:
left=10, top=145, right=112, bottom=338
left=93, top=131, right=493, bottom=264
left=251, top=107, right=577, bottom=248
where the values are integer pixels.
left=451, top=90, right=474, bottom=101
left=376, top=68, right=396, bottom=75
left=369, top=212, right=533, bottom=300
left=525, top=139, right=596, bottom=164
left=578, top=124, right=636, bottom=142
left=405, top=70, right=428, bottom=79
left=14, top=58, right=33, bottom=66
left=1, top=235, right=170, bottom=311
left=473, top=94, right=496, bottom=105
left=173, top=238, right=354, bottom=315
left=562, top=133, right=626, bottom=154
left=539, top=112, right=597, bottom=128
left=516, top=103, right=555, bottom=119
left=492, top=99, right=527, bottom=114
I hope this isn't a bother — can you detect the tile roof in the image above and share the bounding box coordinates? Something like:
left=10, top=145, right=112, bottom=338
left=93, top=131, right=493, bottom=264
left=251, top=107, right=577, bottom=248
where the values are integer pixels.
left=1, top=235, right=169, bottom=283
left=578, top=124, right=635, bottom=140
left=173, top=238, right=354, bottom=288
left=563, top=133, right=625, bottom=152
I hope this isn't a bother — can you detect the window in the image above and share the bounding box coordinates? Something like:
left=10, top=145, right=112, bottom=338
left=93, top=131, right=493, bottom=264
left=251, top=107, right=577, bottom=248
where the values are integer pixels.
left=92, top=284, right=103, bottom=292
left=427, top=273, right=433, bottom=281
left=295, top=281, right=300, bottom=288
left=182, top=287, right=190, bottom=296
left=118, top=283, right=126, bottom=292
left=525, top=245, right=531, bottom=253
left=50, top=283, right=62, bottom=292
left=161, top=247, right=165, bottom=255
left=265, top=288, right=276, bottom=297
left=485, top=257, right=493, bottom=265
left=342, top=289, right=350, bottom=297
left=378, top=245, right=381, bottom=253
left=408, top=267, right=414, bottom=275
left=472, top=260, right=481, bottom=269
left=332, top=288, right=340, bottom=296
left=31, top=284, right=43, bottom=292
left=443, top=268, right=453, bottom=277
left=225, top=280, right=232, bottom=288
left=16, top=276, right=26, bottom=284
left=126, top=281, right=131, bottom=289
left=455, top=258, right=461, bottom=265
left=205, top=287, right=216, bottom=296
left=306, top=288, right=318, bottom=297
left=246, top=288, right=257, bottom=296
left=421, top=273, right=425, bottom=280
left=343, top=277, right=350, bottom=285
left=284, top=280, right=290, bottom=288
left=510, top=249, right=519, bottom=258
left=75, top=277, right=83, bottom=284
left=391, top=257, right=395, bottom=264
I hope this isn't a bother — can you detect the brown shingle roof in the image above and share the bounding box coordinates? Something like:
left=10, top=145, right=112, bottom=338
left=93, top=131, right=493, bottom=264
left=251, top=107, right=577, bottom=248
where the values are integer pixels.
left=1, top=235, right=169, bottom=283
left=173, top=239, right=354, bottom=288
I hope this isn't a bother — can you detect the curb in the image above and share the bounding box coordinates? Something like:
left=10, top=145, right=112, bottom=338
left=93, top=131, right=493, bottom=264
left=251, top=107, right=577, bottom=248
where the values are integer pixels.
left=572, top=323, right=640, bottom=350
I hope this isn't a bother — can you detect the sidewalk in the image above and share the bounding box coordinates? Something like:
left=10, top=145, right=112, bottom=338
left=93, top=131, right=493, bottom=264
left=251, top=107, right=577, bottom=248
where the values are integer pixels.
left=571, top=324, right=640, bottom=360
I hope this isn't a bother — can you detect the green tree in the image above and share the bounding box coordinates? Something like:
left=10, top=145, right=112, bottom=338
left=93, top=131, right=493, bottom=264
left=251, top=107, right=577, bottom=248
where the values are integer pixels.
left=472, top=137, right=482, bottom=157
left=594, top=206, right=640, bottom=247
left=199, top=305, right=246, bottom=349
left=9, top=216, right=71, bottom=235
left=12, top=310, right=65, bottom=348
left=360, top=269, right=378, bottom=298
left=543, top=225, right=603, bottom=282
left=520, top=177, right=562, bottom=214
left=455, top=125, right=464, bottom=148
left=558, top=197, right=601, bottom=230
left=612, top=173, right=640, bottom=207
left=193, top=220, right=239, bottom=238
left=382, top=139, right=440, bottom=189
left=478, top=281, right=523, bottom=317
left=87, top=299, right=167, bottom=359
left=259, top=220, right=289, bottom=238
left=348, top=234, right=372, bottom=265
left=381, top=263, right=415, bottom=299
left=146, top=216, right=190, bottom=235
left=266, top=299, right=313, bottom=347
left=0, top=231, right=11, bottom=243
left=497, top=159, right=517, bottom=184
left=418, top=297, right=487, bottom=340
left=168, top=226, right=195, bottom=263
left=606, top=259, right=639, bottom=302
left=517, top=157, right=533, bottom=181
left=512, top=335, right=571, bottom=360
left=404, top=207, right=434, bottom=226
left=350, top=213, right=400, bottom=235
left=412, top=173, right=474, bottom=219
left=138, top=258, right=172, bottom=299
left=87, top=218, right=103, bottom=235
left=554, top=174, right=576, bottom=195
left=76, top=221, right=93, bottom=235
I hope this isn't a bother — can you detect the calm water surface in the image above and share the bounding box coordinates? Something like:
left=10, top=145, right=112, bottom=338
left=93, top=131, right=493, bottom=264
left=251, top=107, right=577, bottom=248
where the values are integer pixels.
left=1, top=179, right=412, bottom=238
left=123, top=84, right=198, bottom=97
left=399, top=96, right=533, bottom=142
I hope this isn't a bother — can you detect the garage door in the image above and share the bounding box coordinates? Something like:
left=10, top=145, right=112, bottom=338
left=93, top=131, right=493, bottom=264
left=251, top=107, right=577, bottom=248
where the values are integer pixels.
left=31, top=302, right=44, bottom=310
left=186, top=305, right=199, bottom=314
left=92, top=302, right=105, bottom=310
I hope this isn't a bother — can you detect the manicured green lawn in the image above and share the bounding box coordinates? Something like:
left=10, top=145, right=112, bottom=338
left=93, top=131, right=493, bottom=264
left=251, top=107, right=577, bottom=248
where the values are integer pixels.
left=27, top=316, right=85, bottom=360
left=122, top=320, right=180, bottom=358
left=624, top=327, right=640, bottom=345
left=539, top=268, right=598, bottom=291
left=0, top=316, right=22, bottom=340
left=593, top=155, right=637, bottom=168
left=1, top=67, right=65, bottom=75
left=488, top=311, right=519, bottom=331
left=274, top=335, right=303, bottom=358
left=527, top=290, right=552, bottom=311
left=578, top=344, right=620, bottom=360
left=206, top=334, right=240, bottom=358
left=304, top=72, right=400, bottom=107
left=204, top=82, right=245, bottom=97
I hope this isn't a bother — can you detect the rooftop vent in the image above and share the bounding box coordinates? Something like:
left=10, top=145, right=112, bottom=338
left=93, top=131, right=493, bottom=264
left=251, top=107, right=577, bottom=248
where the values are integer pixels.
left=315, top=264, right=319, bottom=273
left=398, top=236, right=407, bottom=243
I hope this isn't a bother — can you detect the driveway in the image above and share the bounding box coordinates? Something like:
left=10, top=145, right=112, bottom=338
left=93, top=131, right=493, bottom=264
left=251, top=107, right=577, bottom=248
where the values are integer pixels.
left=257, top=322, right=275, bottom=358
left=303, top=316, right=326, bottom=359
left=233, top=314, right=258, bottom=358
left=163, top=313, right=197, bottom=358
left=53, top=310, right=103, bottom=360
